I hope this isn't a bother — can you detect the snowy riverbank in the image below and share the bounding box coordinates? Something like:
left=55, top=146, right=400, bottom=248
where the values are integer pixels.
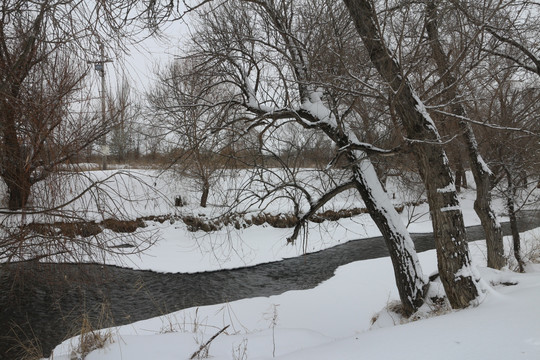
left=47, top=228, right=540, bottom=360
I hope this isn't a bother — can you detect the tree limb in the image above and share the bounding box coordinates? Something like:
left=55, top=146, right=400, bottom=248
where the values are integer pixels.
left=287, top=180, right=356, bottom=244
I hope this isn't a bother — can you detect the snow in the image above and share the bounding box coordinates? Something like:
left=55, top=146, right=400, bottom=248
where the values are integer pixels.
left=477, top=154, right=494, bottom=175
left=46, top=228, right=540, bottom=360
left=437, top=183, right=456, bottom=193
left=7, top=167, right=538, bottom=360
left=412, top=92, right=440, bottom=137
left=440, top=205, right=461, bottom=212
left=29, top=168, right=540, bottom=360
left=2, top=168, right=513, bottom=273
left=300, top=88, right=337, bottom=127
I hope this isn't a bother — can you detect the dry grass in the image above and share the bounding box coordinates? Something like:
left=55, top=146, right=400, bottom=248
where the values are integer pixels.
left=70, top=315, right=112, bottom=360
left=68, top=303, right=114, bottom=360
left=371, top=292, right=451, bottom=328
left=507, top=232, right=540, bottom=271
left=7, top=322, right=44, bottom=360
left=525, top=239, right=540, bottom=264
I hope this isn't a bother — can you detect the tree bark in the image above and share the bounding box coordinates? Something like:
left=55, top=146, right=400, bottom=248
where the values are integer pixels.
left=2, top=104, right=32, bottom=210
left=425, top=1, right=505, bottom=270
left=200, top=178, right=210, bottom=208
left=505, top=168, right=525, bottom=273
left=349, top=153, right=427, bottom=315
left=455, top=161, right=467, bottom=192
left=344, top=0, right=481, bottom=308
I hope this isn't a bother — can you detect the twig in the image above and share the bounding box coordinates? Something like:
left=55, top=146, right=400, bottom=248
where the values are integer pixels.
left=190, top=325, right=230, bottom=359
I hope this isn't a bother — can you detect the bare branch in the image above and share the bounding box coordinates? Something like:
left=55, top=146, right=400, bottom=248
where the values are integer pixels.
left=287, top=180, right=356, bottom=244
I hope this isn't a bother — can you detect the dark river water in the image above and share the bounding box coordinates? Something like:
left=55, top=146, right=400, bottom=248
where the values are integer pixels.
left=1, top=212, right=539, bottom=359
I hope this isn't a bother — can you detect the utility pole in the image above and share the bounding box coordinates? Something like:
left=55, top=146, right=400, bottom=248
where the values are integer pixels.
left=88, top=41, right=112, bottom=170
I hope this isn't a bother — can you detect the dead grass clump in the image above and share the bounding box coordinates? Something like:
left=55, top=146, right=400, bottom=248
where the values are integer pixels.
left=251, top=214, right=266, bottom=226
left=6, top=322, right=44, bottom=360
left=27, top=222, right=102, bottom=238
left=369, top=300, right=406, bottom=327
left=140, top=215, right=175, bottom=224
left=407, top=294, right=451, bottom=323
left=101, top=218, right=145, bottom=233
left=183, top=216, right=219, bottom=232
left=311, top=208, right=369, bottom=223
left=264, top=214, right=298, bottom=228
left=525, top=240, right=540, bottom=264
left=70, top=314, right=112, bottom=360
left=69, top=303, right=114, bottom=360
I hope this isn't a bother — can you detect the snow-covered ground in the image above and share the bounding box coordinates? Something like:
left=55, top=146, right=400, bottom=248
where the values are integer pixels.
left=12, top=168, right=537, bottom=359
left=47, top=229, right=540, bottom=360
left=104, top=168, right=509, bottom=274
left=8, top=168, right=514, bottom=272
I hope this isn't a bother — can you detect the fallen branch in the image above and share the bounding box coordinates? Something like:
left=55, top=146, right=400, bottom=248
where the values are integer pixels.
left=190, top=325, right=230, bottom=359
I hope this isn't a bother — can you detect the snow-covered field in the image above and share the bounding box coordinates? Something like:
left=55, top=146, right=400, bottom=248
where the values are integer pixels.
left=13, top=168, right=538, bottom=359
left=7, top=168, right=513, bottom=272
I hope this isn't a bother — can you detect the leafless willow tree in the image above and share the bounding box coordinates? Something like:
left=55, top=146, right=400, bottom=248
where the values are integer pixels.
left=175, top=0, right=428, bottom=315
left=108, top=77, right=142, bottom=163
left=0, top=0, right=186, bottom=211
left=342, top=0, right=483, bottom=308
left=472, top=66, right=540, bottom=272
left=426, top=0, right=540, bottom=271
left=147, top=58, right=239, bottom=207
left=420, top=0, right=507, bottom=269
left=0, top=2, right=107, bottom=210
left=0, top=0, right=171, bottom=265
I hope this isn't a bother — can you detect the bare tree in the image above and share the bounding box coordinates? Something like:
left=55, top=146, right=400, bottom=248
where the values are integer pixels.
left=108, top=77, right=141, bottom=163
left=424, top=0, right=505, bottom=269
left=474, top=67, right=540, bottom=272
left=441, top=0, right=540, bottom=270
left=0, top=1, right=120, bottom=210
left=147, top=58, right=236, bottom=207
left=181, top=0, right=427, bottom=315
left=0, top=1, right=170, bottom=264
left=343, top=0, right=482, bottom=308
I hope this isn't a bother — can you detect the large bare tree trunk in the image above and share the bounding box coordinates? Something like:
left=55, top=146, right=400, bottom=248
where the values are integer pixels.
left=349, top=153, right=427, bottom=315
left=2, top=105, right=32, bottom=210
left=344, top=0, right=482, bottom=308
left=425, top=1, right=505, bottom=270
left=200, top=178, right=210, bottom=208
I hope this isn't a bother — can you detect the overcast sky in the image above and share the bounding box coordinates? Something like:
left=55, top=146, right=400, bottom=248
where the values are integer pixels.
left=86, top=18, right=189, bottom=101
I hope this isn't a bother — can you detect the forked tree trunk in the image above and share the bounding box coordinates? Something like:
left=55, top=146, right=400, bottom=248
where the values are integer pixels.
left=344, top=0, right=481, bottom=308
left=425, top=1, right=505, bottom=270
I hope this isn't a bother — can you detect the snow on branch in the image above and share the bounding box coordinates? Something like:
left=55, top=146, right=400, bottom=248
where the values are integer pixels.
left=299, top=88, right=337, bottom=128
left=440, top=205, right=461, bottom=213
left=340, top=142, right=401, bottom=157
left=242, top=85, right=398, bottom=156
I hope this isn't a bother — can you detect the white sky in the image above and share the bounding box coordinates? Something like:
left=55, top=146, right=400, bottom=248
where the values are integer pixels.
left=86, top=18, right=190, bottom=101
